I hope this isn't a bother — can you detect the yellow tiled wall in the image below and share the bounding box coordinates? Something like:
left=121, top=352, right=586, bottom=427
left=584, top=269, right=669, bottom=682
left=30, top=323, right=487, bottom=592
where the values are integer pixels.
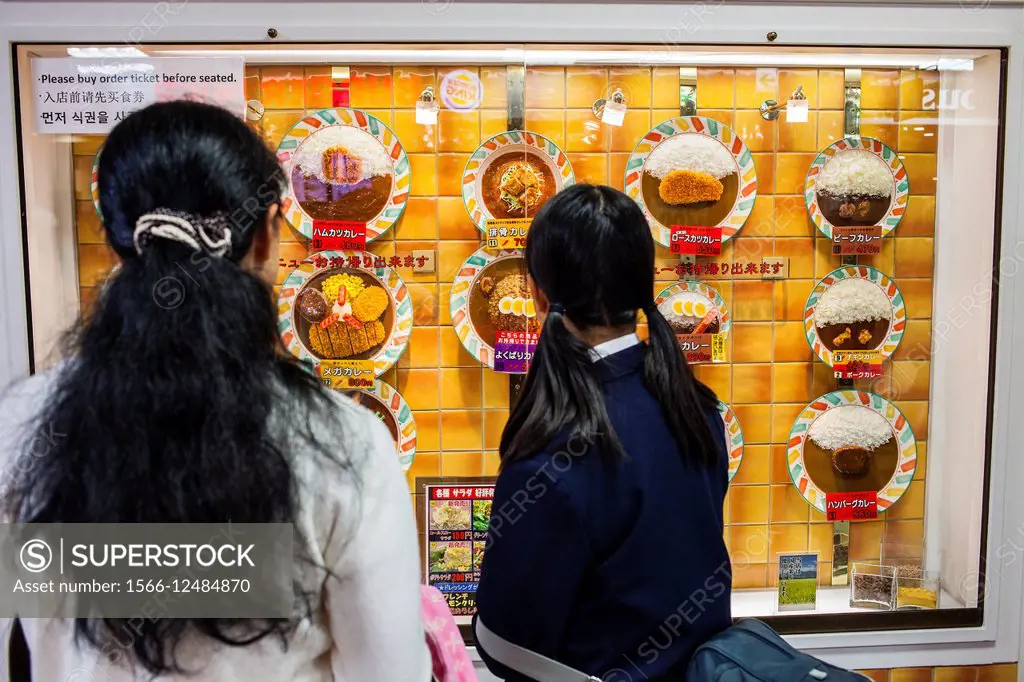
left=70, top=63, right=937, bottom=591
left=858, top=664, right=1015, bottom=682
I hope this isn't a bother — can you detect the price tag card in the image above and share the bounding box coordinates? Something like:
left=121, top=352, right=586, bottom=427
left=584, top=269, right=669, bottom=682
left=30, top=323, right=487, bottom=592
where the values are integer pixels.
left=832, top=350, right=884, bottom=379
left=826, top=491, right=878, bottom=521
left=485, top=218, right=531, bottom=249
left=318, top=359, right=375, bottom=390
left=831, top=225, right=882, bottom=256
left=676, top=333, right=726, bottom=364
left=312, top=220, right=367, bottom=251
left=493, top=330, right=538, bottom=374
left=670, top=225, right=723, bottom=256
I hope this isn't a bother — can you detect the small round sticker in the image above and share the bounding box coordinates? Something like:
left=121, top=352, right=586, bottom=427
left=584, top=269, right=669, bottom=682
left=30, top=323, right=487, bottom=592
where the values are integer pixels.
left=440, top=69, right=483, bottom=111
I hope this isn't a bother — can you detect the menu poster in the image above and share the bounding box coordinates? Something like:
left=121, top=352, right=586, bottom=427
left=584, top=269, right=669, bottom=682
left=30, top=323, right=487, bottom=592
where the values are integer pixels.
left=425, top=484, right=494, bottom=616
left=31, top=57, right=244, bottom=134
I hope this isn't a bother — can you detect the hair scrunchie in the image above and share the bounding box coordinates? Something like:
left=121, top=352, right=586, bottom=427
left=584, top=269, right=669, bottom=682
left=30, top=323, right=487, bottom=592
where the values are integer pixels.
left=133, top=208, right=232, bottom=258
left=549, top=302, right=565, bottom=315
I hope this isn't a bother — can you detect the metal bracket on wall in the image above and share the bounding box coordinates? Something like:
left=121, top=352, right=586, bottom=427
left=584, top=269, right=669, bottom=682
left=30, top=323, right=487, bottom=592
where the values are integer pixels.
left=507, top=65, right=525, bottom=132
left=836, top=67, right=862, bottom=390
left=844, top=68, right=862, bottom=136
left=504, top=64, right=527, bottom=409
left=680, top=67, right=697, bottom=116
left=832, top=520, right=850, bottom=586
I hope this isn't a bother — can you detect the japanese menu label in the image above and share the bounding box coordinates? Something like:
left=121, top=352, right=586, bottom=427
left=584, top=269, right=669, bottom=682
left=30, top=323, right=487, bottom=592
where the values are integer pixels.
left=493, top=330, right=538, bottom=374
left=312, top=220, right=367, bottom=251
left=486, top=219, right=532, bottom=249
left=670, top=225, right=723, bottom=256
left=426, top=485, right=494, bottom=616
left=318, top=359, right=375, bottom=389
left=826, top=491, right=878, bottom=521
left=311, top=253, right=428, bottom=270
left=832, top=350, right=883, bottom=379
left=677, top=333, right=726, bottom=364
left=31, top=58, right=244, bottom=133
left=831, top=225, right=883, bottom=256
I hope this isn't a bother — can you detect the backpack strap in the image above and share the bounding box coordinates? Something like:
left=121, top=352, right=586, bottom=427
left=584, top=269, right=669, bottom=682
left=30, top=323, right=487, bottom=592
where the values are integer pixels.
left=474, top=618, right=602, bottom=682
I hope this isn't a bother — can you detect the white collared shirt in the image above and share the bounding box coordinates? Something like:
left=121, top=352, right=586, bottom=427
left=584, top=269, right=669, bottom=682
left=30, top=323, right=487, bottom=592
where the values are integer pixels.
left=589, top=332, right=642, bottom=362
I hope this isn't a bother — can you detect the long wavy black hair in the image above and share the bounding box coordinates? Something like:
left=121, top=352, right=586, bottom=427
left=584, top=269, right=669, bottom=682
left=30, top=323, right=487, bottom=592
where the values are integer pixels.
left=500, top=184, right=720, bottom=468
left=6, top=101, right=348, bottom=674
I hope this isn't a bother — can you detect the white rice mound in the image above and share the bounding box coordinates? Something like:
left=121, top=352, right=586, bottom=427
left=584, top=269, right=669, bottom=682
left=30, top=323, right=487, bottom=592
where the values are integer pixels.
left=808, top=405, right=893, bottom=451
left=645, top=134, right=736, bottom=180
left=816, top=150, right=893, bottom=199
left=658, top=291, right=717, bottom=327
left=291, top=125, right=392, bottom=184
left=814, top=278, right=891, bottom=327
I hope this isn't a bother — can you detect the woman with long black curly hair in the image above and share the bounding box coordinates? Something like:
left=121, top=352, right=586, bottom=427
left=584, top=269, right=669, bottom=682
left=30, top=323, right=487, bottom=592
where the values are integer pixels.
left=0, top=101, right=429, bottom=681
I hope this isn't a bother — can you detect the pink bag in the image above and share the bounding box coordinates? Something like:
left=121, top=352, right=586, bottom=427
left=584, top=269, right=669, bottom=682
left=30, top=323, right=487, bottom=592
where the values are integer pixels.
left=421, top=585, right=478, bottom=682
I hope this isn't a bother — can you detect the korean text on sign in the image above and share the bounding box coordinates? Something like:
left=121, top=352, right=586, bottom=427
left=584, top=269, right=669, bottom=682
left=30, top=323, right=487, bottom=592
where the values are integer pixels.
left=312, top=220, right=367, bottom=252
left=670, top=225, right=723, bottom=256
left=32, top=58, right=244, bottom=134
left=832, top=225, right=882, bottom=256
left=825, top=491, right=878, bottom=521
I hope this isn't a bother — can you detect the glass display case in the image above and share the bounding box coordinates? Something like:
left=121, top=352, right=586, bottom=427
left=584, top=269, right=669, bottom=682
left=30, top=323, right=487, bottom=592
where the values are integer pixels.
left=2, top=2, right=1023, bottom=677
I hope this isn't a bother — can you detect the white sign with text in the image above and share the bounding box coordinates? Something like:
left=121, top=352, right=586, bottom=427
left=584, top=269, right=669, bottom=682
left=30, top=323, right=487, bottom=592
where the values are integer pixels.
left=31, top=58, right=245, bottom=134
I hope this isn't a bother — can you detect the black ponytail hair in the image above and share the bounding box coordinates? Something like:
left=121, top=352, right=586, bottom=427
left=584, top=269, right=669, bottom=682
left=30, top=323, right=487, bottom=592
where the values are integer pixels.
left=500, top=184, right=720, bottom=469
left=6, top=101, right=350, bottom=674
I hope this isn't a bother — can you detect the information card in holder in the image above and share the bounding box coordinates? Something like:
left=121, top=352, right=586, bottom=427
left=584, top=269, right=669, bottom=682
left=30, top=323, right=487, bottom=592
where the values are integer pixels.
left=832, top=350, right=883, bottom=379
left=670, top=225, right=722, bottom=256
left=312, top=220, right=367, bottom=251
left=826, top=491, right=879, bottom=522
left=777, top=552, right=819, bottom=612
left=676, top=333, right=726, bottom=364
left=493, top=330, right=538, bottom=374
left=832, top=225, right=882, bottom=256
left=318, top=359, right=375, bottom=390
left=486, top=219, right=532, bottom=249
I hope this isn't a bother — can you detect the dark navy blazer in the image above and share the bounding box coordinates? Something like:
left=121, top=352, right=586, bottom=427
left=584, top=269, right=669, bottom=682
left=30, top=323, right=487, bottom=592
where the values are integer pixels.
left=476, top=343, right=732, bottom=681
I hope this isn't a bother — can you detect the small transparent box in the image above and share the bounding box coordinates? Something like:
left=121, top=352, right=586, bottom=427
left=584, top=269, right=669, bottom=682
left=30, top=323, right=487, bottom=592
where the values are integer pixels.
left=850, top=562, right=895, bottom=610
left=896, top=571, right=940, bottom=610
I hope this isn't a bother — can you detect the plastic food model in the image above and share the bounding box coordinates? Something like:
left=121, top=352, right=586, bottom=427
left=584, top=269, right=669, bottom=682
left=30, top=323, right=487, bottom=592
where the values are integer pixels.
left=304, top=272, right=389, bottom=359
left=807, top=407, right=893, bottom=477
left=479, top=273, right=539, bottom=333
left=815, top=151, right=894, bottom=227
left=644, top=134, right=736, bottom=207
left=289, top=126, right=395, bottom=222
left=496, top=160, right=544, bottom=214
left=659, top=292, right=721, bottom=334
left=813, top=278, right=891, bottom=352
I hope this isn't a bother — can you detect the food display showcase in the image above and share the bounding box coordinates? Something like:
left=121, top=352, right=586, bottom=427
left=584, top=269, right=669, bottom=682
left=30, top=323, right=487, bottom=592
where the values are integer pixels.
left=3, top=2, right=1024, bottom=677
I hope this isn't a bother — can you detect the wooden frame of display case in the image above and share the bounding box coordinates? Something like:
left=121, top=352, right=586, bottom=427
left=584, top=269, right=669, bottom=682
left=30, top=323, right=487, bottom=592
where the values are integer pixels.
left=1, top=1, right=1023, bottom=674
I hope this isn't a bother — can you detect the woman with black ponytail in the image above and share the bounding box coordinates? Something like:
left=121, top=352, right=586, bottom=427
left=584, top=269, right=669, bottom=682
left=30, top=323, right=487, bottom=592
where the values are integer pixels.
left=0, top=102, right=429, bottom=681
left=476, top=184, right=732, bottom=681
